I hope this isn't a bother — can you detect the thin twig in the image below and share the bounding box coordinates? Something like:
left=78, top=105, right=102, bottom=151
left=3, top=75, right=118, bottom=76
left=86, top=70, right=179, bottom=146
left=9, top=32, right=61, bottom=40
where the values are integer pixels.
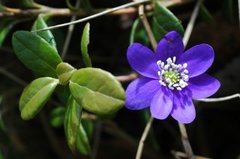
left=39, top=112, right=66, bottom=159
left=238, top=0, right=240, bottom=28
left=104, top=121, right=159, bottom=159
left=0, top=67, right=61, bottom=106
left=171, top=151, right=211, bottom=159
left=178, top=123, right=194, bottom=159
left=32, top=0, right=150, bottom=32
left=0, top=68, right=66, bottom=159
left=137, top=2, right=157, bottom=50
left=115, top=73, right=138, bottom=82
left=196, top=93, right=240, bottom=102
left=135, top=116, right=154, bottom=159
left=61, top=0, right=81, bottom=59
left=183, top=0, right=202, bottom=46
left=0, top=67, right=27, bottom=86
left=134, top=3, right=157, bottom=157
left=0, top=0, right=192, bottom=17
left=0, top=6, right=142, bottom=17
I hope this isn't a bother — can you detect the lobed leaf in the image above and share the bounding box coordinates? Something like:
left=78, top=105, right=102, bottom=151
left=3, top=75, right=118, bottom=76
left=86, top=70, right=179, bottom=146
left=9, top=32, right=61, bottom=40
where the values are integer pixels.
left=69, top=68, right=125, bottom=115
left=12, top=31, right=62, bottom=77
left=19, top=77, right=59, bottom=120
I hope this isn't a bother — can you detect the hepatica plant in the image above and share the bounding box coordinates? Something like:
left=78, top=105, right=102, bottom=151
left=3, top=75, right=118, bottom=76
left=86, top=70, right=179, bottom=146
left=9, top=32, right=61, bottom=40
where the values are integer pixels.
left=126, top=31, right=220, bottom=123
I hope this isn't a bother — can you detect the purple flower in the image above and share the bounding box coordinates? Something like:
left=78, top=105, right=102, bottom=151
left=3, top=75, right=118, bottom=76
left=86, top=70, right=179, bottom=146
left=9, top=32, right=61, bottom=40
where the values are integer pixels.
left=125, top=31, right=220, bottom=124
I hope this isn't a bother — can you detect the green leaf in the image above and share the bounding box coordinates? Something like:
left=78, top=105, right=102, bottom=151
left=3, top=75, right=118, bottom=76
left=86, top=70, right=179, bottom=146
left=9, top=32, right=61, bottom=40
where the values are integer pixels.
left=81, top=119, right=93, bottom=138
left=20, top=0, right=39, bottom=8
left=81, top=23, right=92, bottom=67
left=64, top=96, right=91, bottom=155
left=12, top=31, right=62, bottom=77
left=19, top=77, right=59, bottom=120
left=56, top=62, right=76, bottom=85
left=50, top=107, right=65, bottom=127
left=69, top=68, right=125, bottom=115
left=64, top=96, right=81, bottom=151
left=76, top=124, right=91, bottom=155
left=152, top=2, right=184, bottom=41
left=0, top=18, right=18, bottom=47
left=31, top=15, right=57, bottom=50
left=130, top=18, right=149, bottom=45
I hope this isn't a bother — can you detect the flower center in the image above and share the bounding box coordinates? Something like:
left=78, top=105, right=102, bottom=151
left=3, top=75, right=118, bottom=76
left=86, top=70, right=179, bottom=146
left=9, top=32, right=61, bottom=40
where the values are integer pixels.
left=157, top=56, right=189, bottom=91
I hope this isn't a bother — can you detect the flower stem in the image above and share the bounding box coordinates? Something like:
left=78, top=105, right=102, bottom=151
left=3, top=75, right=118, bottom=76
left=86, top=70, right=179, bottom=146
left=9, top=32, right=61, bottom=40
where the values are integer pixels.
left=0, top=67, right=27, bottom=86
left=178, top=1, right=202, bottom=157
left=61, top=0, right=81, bottom=59
left=137, top=2, right=157, bottom=51
left=135, top=116, right=154, bottom=159
left=197, top=93, right=240, bottom=102
left=178, top=123, right=194, bottom=159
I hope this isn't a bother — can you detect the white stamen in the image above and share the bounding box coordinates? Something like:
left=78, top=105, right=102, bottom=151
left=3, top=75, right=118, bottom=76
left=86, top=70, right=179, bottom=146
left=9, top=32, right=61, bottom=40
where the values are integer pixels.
left=176, top=87, right=182, bottom=91
left=183, top=69, right=188, bottom=74
left=173, top=83, right=179, bottom=87
left=159, top=80, right=166, bottom=86
left=183, top=63, right=188, bottom=68
left=161, top=62, right=165, bottom=68
left=166, top=58, right=172, bottom=64
left=172, top=56, right=176, bottom=63
left=164, top=64, right=169, bottom=70
left=157, top=56, right=189, bottom=91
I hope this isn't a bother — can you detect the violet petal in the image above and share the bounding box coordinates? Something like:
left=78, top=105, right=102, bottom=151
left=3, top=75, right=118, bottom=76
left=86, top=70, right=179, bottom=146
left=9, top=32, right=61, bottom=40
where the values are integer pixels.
left=150, top=87, right=173, bottom=119
left=188, top=73, right=220, bottom=99
left=127, top=43, right=158, bottom=79
left=177, top=44, right=214, bottom=77
left=156, top=31, right=184, bottom=61
left=171, top=90, right=196, bottom=124
left=125, top=77, right=160, bottom=110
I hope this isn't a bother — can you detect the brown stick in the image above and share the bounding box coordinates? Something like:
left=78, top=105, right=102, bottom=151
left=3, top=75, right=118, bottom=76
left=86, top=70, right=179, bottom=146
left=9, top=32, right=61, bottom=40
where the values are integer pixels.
left=0, top=0, right=193, bottom=17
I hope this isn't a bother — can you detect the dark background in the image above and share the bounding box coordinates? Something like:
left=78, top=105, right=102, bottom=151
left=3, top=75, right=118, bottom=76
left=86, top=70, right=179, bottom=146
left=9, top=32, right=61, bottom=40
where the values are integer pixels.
left=1, top=0, right=240, bottom=159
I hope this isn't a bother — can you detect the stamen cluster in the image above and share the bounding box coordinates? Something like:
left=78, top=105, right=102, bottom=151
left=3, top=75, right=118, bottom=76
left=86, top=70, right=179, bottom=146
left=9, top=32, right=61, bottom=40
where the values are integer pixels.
left=157, top=56, right=189, bottom=91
